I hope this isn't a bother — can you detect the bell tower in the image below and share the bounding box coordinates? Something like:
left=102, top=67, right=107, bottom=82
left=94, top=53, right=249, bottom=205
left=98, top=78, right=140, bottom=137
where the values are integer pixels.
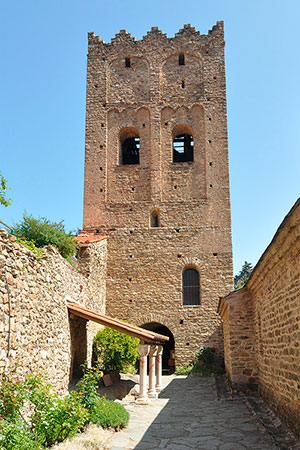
left=82, top=23, right=233, bottom=367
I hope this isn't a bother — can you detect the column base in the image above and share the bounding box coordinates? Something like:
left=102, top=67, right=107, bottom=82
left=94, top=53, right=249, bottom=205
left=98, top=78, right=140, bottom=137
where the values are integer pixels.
left=156, top=386, right=163, bottom=392
left=136, top=396, right=151, bottom=405
left=148, top=390, right=158, bottom=399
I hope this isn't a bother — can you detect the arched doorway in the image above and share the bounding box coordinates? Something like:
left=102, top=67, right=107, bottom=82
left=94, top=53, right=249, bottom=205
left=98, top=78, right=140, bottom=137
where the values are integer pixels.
left=142, top=322, right=175, bottom=374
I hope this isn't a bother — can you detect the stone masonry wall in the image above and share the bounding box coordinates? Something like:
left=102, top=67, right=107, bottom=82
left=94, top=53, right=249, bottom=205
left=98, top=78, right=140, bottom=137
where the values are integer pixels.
left=0, top=229, right=106, bottom=392
left=218, top=288, right=257, bottom=390
left=82, top=23, right=233, bottom=366
left=219, top=199, right=300, bottom=437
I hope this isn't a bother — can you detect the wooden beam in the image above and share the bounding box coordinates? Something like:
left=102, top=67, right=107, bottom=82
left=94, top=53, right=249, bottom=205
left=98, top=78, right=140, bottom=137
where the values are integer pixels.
left=67, top=301, right=169, bottom=344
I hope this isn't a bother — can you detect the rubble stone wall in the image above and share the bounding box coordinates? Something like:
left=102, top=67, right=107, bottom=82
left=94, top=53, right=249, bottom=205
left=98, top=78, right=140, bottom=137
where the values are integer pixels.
left=0, top=229, right=106, bottom=392
left=219, top=199, right=300, bottom=437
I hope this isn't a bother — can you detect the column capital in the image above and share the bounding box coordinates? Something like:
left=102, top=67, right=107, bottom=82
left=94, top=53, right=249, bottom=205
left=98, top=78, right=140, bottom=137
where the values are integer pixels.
left=138, top=343, right=150, bottom=358
left=149, top=344, right=158, bottom=357
left=157, top=344, right=163, bottom=356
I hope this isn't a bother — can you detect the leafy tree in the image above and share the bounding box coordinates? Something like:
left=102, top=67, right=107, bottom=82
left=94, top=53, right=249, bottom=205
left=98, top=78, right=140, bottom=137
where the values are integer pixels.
left=234, top=261, right=253, bottom=289
left=13, top=213, right=77, bottom=258
left=0, top=171, right=11, bottom=207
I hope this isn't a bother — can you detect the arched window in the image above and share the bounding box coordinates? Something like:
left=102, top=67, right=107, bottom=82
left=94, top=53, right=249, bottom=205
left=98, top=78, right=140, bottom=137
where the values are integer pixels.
left=172, top=124, right=194, bottom=163
left=182, top=268, right=200, bottom=305
left=150, top=209, right=159, bottom=228
left=120, top=127, right=140, bottom=165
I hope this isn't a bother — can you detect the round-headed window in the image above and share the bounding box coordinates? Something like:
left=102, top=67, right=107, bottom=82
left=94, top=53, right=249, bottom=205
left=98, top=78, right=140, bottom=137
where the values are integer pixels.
left=182, top=268, right=200, bottom=305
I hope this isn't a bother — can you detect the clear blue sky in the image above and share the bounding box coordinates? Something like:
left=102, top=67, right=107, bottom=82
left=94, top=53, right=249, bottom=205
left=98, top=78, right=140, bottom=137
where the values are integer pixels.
left=1, top=0, right=299, bottom=275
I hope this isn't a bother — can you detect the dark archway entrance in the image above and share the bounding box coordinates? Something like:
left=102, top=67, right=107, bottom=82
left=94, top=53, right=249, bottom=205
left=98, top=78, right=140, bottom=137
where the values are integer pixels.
left=142, top=322, right=175, bottom=374
left=69, top=315, right=87, bottom=383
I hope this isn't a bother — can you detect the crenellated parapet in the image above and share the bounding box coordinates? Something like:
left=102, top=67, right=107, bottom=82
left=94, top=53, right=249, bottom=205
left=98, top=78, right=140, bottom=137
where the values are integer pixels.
left=87, top=22, right=224, bottom=57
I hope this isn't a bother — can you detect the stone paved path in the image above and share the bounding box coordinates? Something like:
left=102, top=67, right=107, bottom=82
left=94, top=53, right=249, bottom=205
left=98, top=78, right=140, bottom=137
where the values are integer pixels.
left=108, top=375, right=275, bottom=450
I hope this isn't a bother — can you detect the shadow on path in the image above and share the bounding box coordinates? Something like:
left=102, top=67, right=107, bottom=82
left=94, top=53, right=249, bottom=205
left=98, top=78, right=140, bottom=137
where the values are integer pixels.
left=110, top=376, right=276, bottom=450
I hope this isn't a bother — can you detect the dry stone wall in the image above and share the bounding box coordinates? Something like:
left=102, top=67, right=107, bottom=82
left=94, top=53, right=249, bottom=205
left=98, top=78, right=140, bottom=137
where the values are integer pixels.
left=219, top=198, right=300, bottom=437
left=0, top=229, right=106, bottom=392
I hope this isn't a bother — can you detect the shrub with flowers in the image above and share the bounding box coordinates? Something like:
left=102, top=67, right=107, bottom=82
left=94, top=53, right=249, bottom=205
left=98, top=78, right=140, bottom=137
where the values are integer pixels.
left=0, top=372, right=87, bottom=449
left=0, top=364, right=129, bottom=450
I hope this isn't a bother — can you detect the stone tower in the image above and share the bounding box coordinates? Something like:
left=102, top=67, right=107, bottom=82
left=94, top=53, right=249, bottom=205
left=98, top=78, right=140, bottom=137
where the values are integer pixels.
left=82, top=22, right=233, bottom=367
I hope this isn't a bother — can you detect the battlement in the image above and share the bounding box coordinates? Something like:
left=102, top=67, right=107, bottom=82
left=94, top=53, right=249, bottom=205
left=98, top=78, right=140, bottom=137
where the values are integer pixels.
left=88, top=21, right=224, bottom=49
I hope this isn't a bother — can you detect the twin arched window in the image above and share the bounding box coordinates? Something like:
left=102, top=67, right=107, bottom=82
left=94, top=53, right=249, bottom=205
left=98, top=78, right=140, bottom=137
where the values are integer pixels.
left=182, top=268, right=200, bottom=305
left=119, top=124, right=194, bottom=165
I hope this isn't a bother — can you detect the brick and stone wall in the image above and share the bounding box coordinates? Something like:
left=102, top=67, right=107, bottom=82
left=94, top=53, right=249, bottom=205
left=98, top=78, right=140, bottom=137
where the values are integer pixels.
left=219, top=198, right=300, bottom=437
left=0, top=229, right=107, bottom=392
left=81, top=23, right=233, bottom=366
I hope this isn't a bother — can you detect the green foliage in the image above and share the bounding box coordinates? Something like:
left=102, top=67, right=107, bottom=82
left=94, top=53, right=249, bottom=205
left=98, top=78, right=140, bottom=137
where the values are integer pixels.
left=76, top=363, right=103, bottom=415
left=93, top=327, right=139, bottom=372
left=0, top=171, right=11, bottom=207
left=74, top=363, right=128, bottom=430
left=193, top=347, right=225, bottom=375
left=176, top=347, right=225, bottom=376
left=13, top=213, right=77, bottom=258
left=89, top=396, right=129, bottom=430
left=15, top=238, right=45, bottom=258
left=234, top=261, right=253, bottom=289
left=0, top=365, right=130, bottom=449
left=0, top=372, right=88, bottom=449
left=0, top=419, right=42, bottom=450
left=33, top=392, right=88, bottom=447
left=175, top=365, right=193, bottom=375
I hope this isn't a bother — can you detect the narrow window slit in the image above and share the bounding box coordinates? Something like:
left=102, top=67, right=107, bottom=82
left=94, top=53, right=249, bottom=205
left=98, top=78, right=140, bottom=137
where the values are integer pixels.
left=125, top=57, right=131, bottom=68
left=179, top=54, right=185, bottom=66
left=150, top=210, right=159, bottom=228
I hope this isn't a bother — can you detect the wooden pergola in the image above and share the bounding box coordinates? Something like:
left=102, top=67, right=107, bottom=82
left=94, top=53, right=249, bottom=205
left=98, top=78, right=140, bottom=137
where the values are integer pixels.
left=67, top=300, right=169, bottom=403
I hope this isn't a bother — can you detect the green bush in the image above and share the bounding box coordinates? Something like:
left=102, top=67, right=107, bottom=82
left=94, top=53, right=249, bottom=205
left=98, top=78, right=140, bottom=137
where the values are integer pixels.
left=15, top=238, right=45, bottom=258
left=0, top=419, right=42, bottom=450
left=175, top=347, right=225, bottom=376
left=73, top=363, right=129, bottom=430
left=13, top=214, right=77, bottom=259
left=34, top=392, right=88, bottom=446
left=89, top=396, right=129, bottom=430
left=0, top=365, right=130, bottom=449
left=194, top=347, right=225, bottom=375
left=0, top=372, right=88, bottom=449
left=76, top=363, right=103, bottom=416
left=93, top=327, right=139, bottom=372
left=175, top=365, right=193, bottom=375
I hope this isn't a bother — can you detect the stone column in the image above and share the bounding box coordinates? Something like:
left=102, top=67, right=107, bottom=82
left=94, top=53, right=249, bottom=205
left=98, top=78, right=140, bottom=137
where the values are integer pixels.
left=155, top=345, right=163, bottom=392
left=136, top=343, right=150, bottom=404
left=148, top=345, right=158, bottom=398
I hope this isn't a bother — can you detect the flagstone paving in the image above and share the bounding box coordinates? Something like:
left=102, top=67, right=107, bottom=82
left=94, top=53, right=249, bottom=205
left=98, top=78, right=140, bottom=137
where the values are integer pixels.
left=108, top=375, right=276, bottom=450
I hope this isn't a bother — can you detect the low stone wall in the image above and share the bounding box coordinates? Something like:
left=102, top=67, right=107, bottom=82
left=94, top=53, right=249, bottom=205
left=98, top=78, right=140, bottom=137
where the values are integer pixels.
left=219, top=198, right=300, bottom=437
left=0, top=229, right=107, bottom=392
